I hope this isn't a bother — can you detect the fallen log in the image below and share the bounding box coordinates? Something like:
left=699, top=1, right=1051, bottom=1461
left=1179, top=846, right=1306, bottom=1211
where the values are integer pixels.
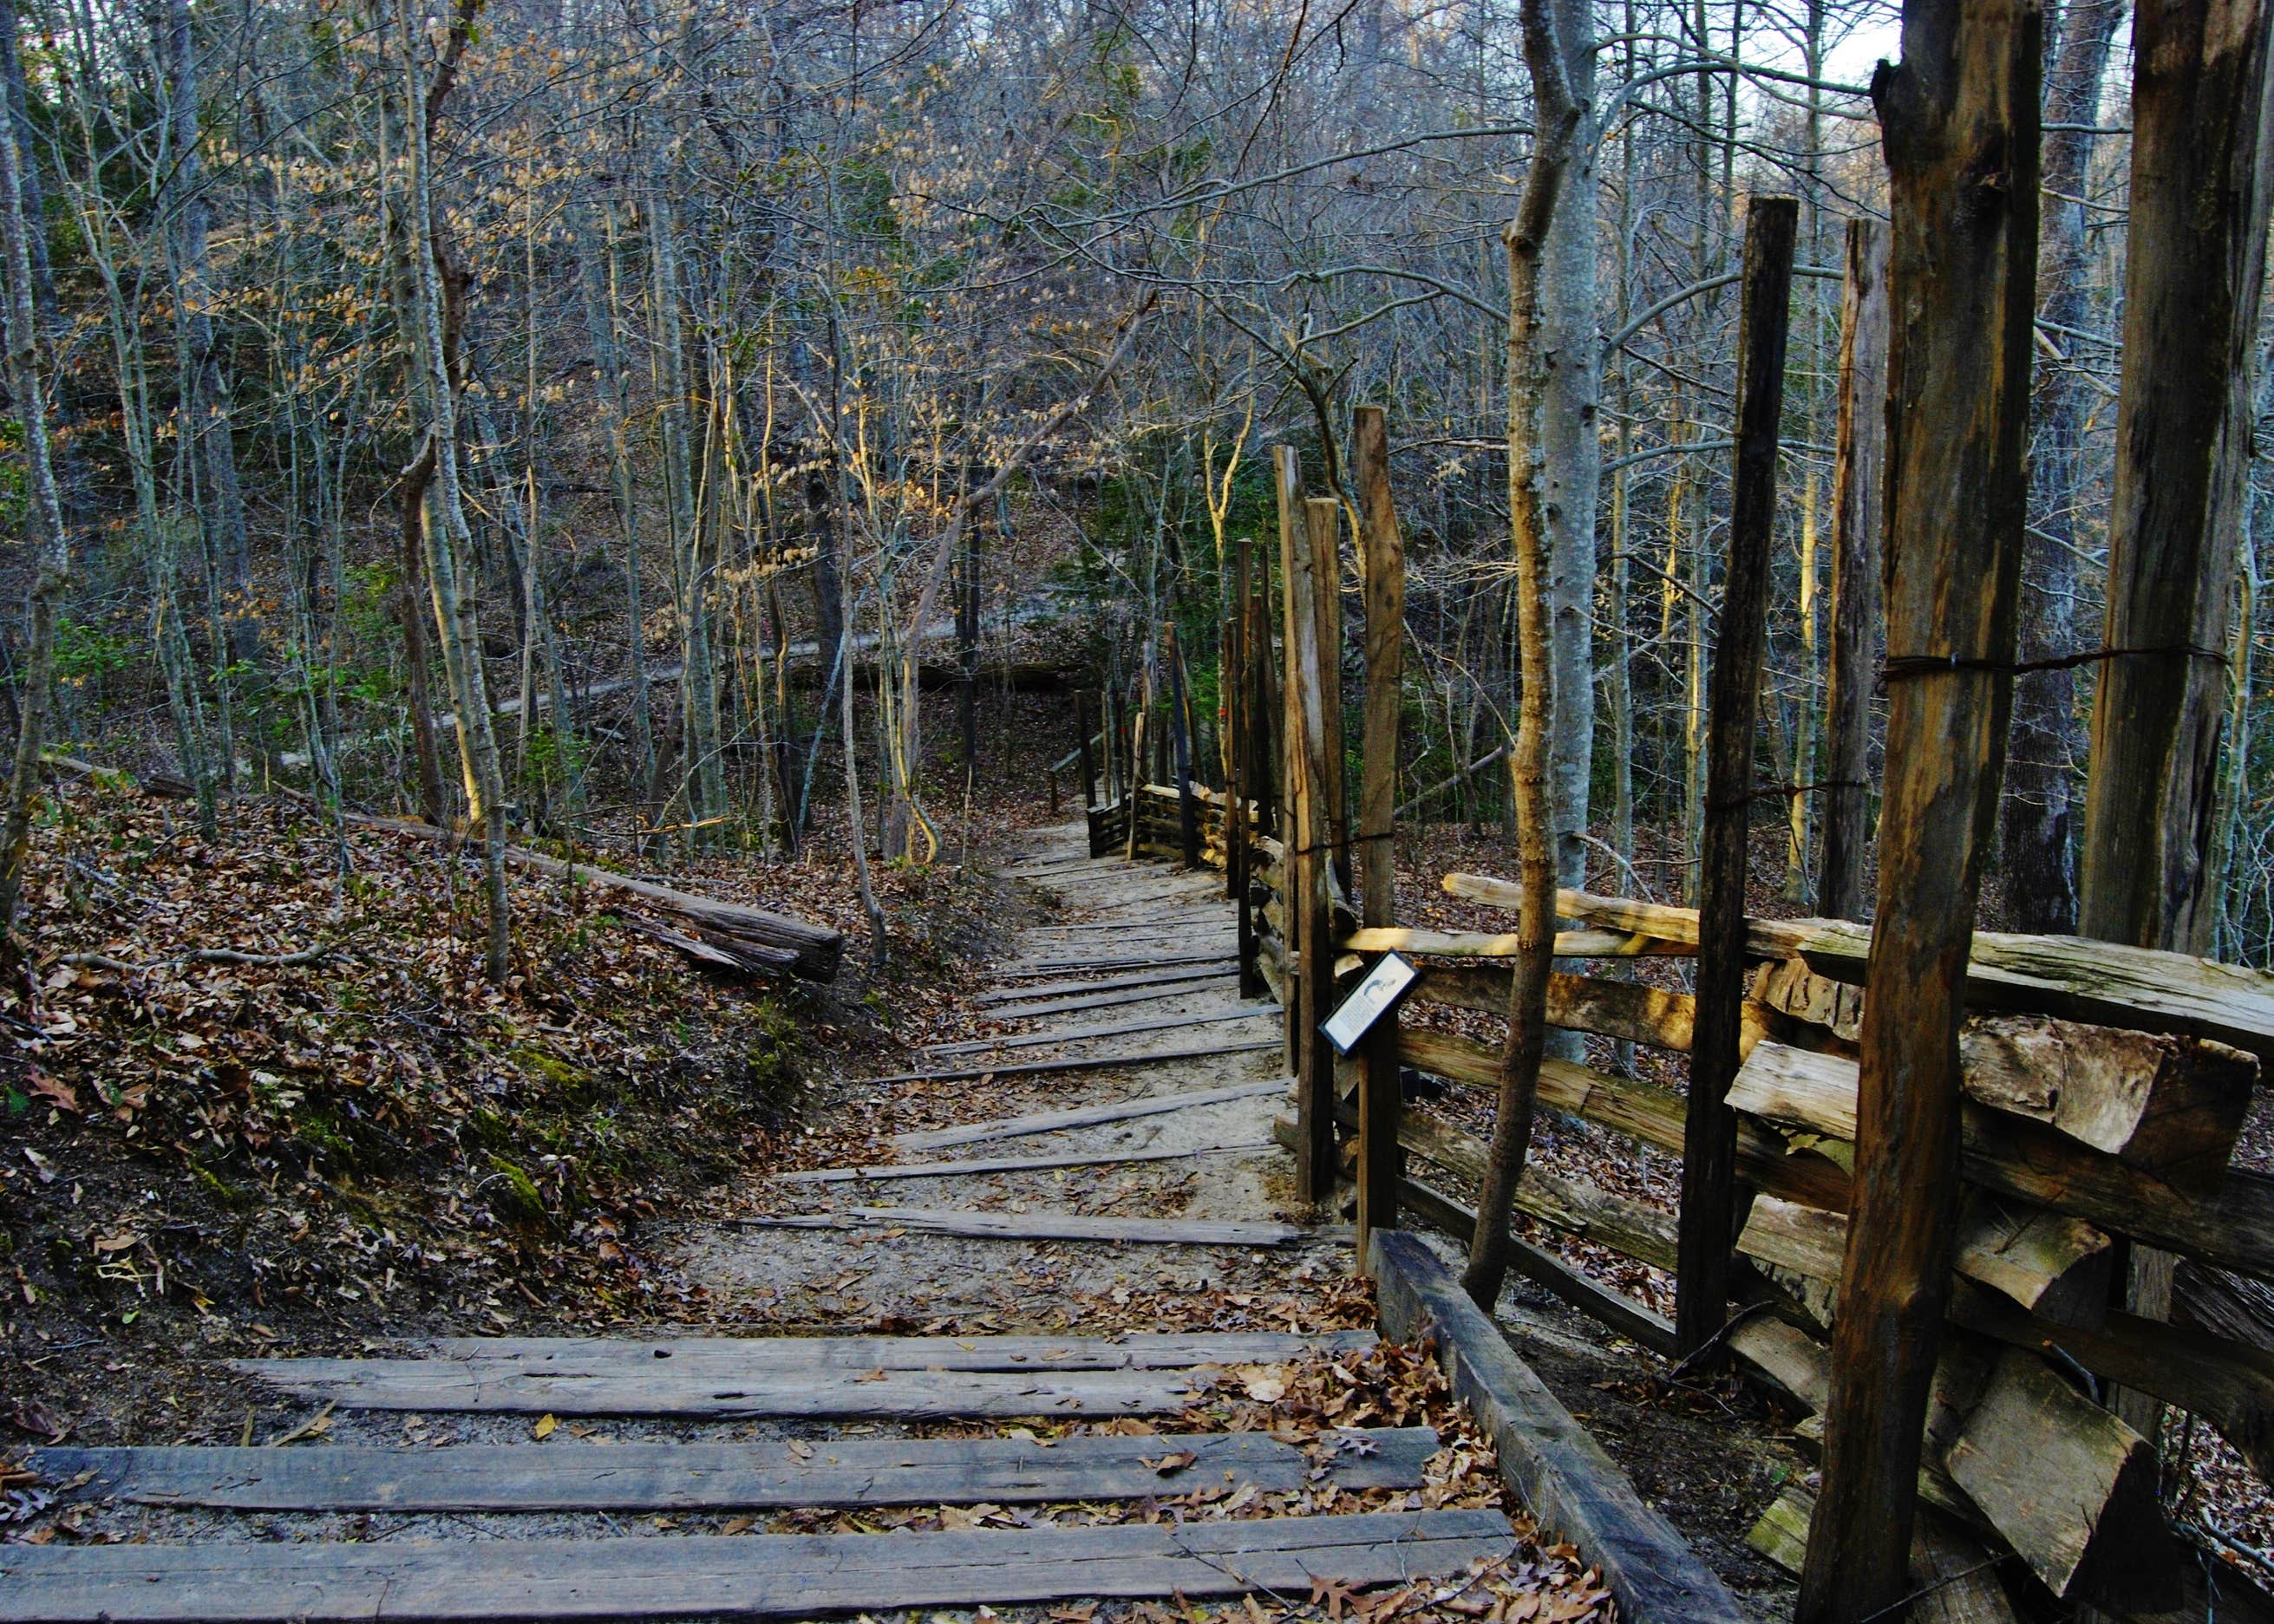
left=1746, top=1490, right=2021, bottom=1624
left=333, top=808, right=842, bottom=982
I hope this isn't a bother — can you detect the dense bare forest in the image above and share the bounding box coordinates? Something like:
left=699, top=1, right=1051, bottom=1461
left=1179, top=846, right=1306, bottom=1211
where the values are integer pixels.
left=0, top=0, right=2235, bottom=962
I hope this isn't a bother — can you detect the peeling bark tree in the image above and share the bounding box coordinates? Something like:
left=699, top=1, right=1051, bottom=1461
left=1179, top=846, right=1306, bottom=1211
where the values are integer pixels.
left=1461, top=0, right=1581, bottom=1314
left=1794, top=0, right=2041, bottom=1614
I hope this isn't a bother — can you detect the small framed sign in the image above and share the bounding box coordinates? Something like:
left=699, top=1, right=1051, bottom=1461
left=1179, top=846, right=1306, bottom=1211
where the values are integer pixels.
left=1322, top=951, right=1420, bottom=1055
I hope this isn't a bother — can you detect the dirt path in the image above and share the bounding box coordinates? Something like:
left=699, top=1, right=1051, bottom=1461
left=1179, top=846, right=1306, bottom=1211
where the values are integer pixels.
left=676, top=820, right=1347, bottom=1326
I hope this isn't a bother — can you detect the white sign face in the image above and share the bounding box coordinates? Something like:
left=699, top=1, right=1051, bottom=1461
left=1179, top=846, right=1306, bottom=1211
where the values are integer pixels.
left=1322, top=951, right=1420, bottom=1055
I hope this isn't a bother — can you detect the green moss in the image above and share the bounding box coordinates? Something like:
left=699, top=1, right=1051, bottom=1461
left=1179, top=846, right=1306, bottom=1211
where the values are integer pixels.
left=484, top=1155, right=550, bottom=1228
left=190, top=1163, right=254, bottom=1210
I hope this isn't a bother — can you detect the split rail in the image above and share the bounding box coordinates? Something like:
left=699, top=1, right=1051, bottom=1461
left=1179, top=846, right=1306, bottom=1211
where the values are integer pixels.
left=1070, top=417, right=2274, bottom=1616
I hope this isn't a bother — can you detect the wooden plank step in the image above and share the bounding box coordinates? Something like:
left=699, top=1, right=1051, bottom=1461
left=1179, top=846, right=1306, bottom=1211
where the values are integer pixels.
left=397, top=1331, right=1377, bottom=1371
left=36, top=1426, right=1437, bottom=1513
left=232, top=1363, right=1210, bottom=1418
left=985, top=980, right=1239, bottom=1019
left=0, top=1509, right=1518, bottom=1623
left=996, top=953, right=1237, bottom=976
left=925, top=1007, right=1276, bottom=1056
left=893, top=1079, right=1284, bottom=1151
left=973, top=965, right=1234, bottom=1003
left=854, top=1040, right=1279, bottom=1091
left=778, top=1141, right=1275, bottom=1184
left=736, top=1207, right=1335, bottom=1248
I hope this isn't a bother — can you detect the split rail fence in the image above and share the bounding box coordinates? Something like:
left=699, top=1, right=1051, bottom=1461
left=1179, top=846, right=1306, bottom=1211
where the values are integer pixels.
left=1071, top=408, right=2274, bottom=1616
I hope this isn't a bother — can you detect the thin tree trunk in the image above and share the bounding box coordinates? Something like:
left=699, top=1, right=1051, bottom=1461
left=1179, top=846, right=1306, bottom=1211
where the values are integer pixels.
left=399, top=0, right=510, bottom=980
left=0, top=30, right=68, bottom=934
left=1461, top=0, right=1581, bottom=1313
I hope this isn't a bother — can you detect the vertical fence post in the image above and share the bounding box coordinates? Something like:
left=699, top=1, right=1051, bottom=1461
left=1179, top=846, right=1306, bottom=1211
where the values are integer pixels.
left=1818, top=218, right=1889, bottom=922
left=1243, top=539, right=1276, bottom=1001
left=1289, top=497, right=1342, bottom=1204
left=1274, top=447, right=1306, bottom=1081
left=1126, top=679, right=1147, bottom=863
left=1221, top=608, right=1240, bottom=897
left=1676, top=195, right=1798, bottom=1358
left=1796, top=7, right=2041, bottom=1607
left=1167, top=623, right=1201, bottom=868
left=1076, top=689, right=1097, bottom=811
left=1353, top=406, right=1406, bottom=1263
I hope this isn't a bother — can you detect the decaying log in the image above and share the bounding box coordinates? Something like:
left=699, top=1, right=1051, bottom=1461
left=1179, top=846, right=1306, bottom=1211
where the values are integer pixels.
left=338, top=808, right=842, bottom=981
left=1748, top=1490, right=2020, bottom=1624
left=1738, top=1192, right=2113, bottom=1327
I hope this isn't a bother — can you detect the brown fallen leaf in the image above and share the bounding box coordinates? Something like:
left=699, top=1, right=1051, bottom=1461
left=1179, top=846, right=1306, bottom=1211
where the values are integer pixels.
left=28, top=1071, right=78, bottom=1113
left=1142, top=1450, right=1197, bottom=1477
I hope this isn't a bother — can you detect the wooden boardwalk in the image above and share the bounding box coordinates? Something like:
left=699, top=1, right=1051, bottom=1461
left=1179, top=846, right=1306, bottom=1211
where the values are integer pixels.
left=3, top=825, right=1523, bottom=1622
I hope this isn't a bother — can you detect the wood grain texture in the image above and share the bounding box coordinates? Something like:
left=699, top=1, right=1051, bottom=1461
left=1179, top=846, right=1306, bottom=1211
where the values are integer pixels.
left=0, top=1508, right=1518, bottom=1623
left=1353, top=404, right=1407, bottom=1261
left=1681, top=194, right=1798, bottom=1355
left=1369, top=1230, right=1742, bottom=1624
left=1817, top=218, right=1889, bottom=922
left=35, top=1426, right=1436, bottom=1513
left=739, top=1207, right=1331, bottom=1249
left=882, top=1073, right=1282, bottom=1151
left=1794, top=6, right=2042, bottom=1615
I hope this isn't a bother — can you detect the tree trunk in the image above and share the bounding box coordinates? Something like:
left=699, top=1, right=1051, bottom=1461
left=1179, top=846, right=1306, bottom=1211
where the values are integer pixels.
left=1794, top=4, right=2041, bottom=1615
left=1816, top=218, right=1890, bottom=921
left=0, top=23, right=69, bottom=935
left=398, top=0, right=511, bottom=982
left=1462, top=0, right=1581, bottom=1313
left=1998, top=0, right=2121, bottom=932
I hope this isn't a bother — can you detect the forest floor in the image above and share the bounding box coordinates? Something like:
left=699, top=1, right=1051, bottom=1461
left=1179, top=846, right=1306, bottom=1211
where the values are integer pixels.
left=6, top=744, right=2268, bottom=1618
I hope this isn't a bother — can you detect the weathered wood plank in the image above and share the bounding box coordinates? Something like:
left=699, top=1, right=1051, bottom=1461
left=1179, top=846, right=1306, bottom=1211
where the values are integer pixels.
left=1342, top=926, right=1683, bottom=959
left=973, top=965, right=1236, bottom=1003
left=925, top=1007, right=1277, bottom=1057
left=0, top=1509, right=1519, bottom=1623
left=1737, top=1192, right=2113, bottom=1327
left=1729, top=1039, right=2274, bottom=1281
left=853, top=1039, right=1279, bottom=1092
left=1369, top=1230, right=1743, bottom=1624
left=735, top=1208, right=1331, bottom=1249
left=231, top=1363, right=1207, bottom=1419
left=36, top=1427, right=1437, bottom=1513
left=398, top=1331, right=1378, bottom=1371
left=985, top=980, right=1240, bottom=1020
left=995, top=952, right=1239, bottom=977
left=891, top=1079, right=1284, bottom=1153
left=778, top=1142, right=1275, bottom=1184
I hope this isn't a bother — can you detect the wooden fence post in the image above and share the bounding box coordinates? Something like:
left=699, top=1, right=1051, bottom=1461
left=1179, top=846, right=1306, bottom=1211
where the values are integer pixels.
left=1126, top=674, right=1147, bottom=863
left=1167, top=623, right=1202, bottom=868
left=1676, top=195, right=1798, bottom=1358
left=1794, top=7, right=2040, bottom=1617
left=1242, top=538, right=1277, bottom=1002
left=1076, top=689, right=1097, bottom=811
left=1353, top=406, right=1407, bottom=1263
left=1220, top=609, right=1240, bottom=897
left=1817, top=217, right=1889, bottom=922
left=1291, top=497, right=1343, bottom=1205
left=1275, top=447, right=1306, bottom=1080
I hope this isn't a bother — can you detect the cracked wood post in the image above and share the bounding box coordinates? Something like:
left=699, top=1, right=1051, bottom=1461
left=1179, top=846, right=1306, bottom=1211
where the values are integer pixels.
left=1220, top=607, right=1240, bottom=900
left=1676, top=195, right=1798, bottom=1358
left=1231, top=539, right=1256, bottom=977
left=1816, top=218, right=1889, bottom=923
left=2075, top=0, right=2274, bottom=1439
left=1076, top=689, right=1097, bottom=812
left=1354, top=406, right=1407, bottom=1262
left=1793, top=4, right=2041, bottom=1619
